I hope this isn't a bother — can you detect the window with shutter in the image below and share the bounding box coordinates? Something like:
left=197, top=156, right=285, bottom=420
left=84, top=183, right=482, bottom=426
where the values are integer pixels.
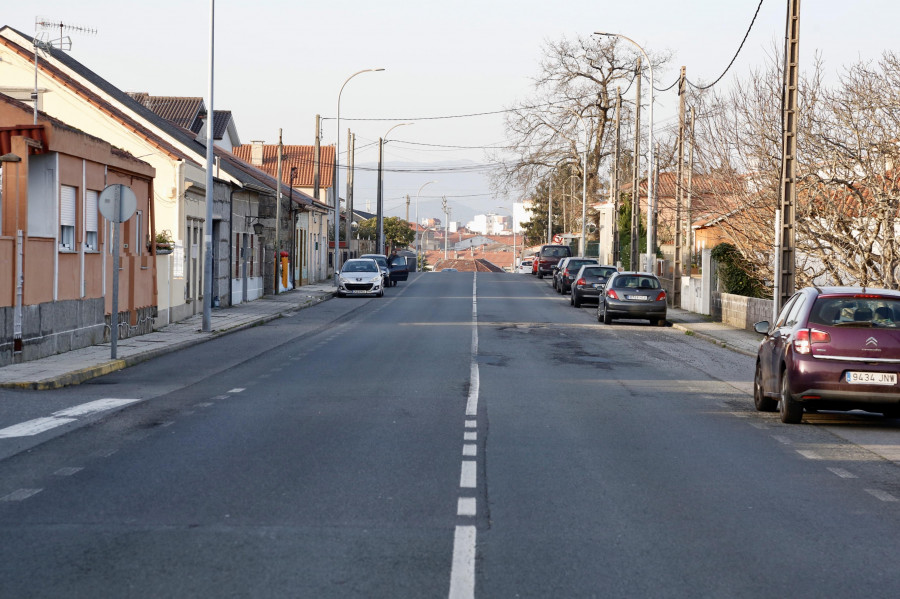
left=60, top=185, right=77, bottom=251
left=85, top=189, right=99, bottom=250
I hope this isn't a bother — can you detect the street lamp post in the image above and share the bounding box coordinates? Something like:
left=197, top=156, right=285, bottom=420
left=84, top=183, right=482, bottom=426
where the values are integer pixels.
left=334, top=68, right=383, bottom=284
left=377, top=122, right=412, bottom=255
left=595, top=31, right=654, bottom=271
left=415, top=180, right=437, bottom=270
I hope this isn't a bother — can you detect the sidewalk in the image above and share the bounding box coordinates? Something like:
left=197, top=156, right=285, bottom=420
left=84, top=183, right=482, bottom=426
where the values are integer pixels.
left=0, top=283, right=337, bottom=390
left=0, top=288, right=761, bottom=391
left=666, top=307, right=761, bottom=358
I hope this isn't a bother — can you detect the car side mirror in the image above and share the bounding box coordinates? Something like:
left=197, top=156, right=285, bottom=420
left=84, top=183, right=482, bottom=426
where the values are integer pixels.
left=753, top=321, right=770, bottom=335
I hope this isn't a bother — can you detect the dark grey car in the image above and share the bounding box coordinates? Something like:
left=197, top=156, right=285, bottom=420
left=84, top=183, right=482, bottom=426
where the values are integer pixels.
left=570, top=265, right=618, bottom=307
left=597, top=271, right=667, bottom=326
left=558, top=258, right=599, bottom=294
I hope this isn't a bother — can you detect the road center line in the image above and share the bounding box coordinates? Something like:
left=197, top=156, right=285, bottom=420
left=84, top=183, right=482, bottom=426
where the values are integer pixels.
left=449, top=525, right=477, bottom=599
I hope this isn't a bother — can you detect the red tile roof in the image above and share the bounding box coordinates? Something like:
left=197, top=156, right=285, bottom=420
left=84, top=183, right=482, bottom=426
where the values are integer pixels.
left=231, top=144, right=334, bottom=189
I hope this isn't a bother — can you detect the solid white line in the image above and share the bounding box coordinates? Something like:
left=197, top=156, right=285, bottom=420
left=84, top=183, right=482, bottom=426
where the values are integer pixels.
left=865, top=488, right=899, bottom=502
left=448, top=525, right=477, bottom=599
left=464, top=432, right=477, bottom=441
left=827, top=467, right=857, bottom=479
left=462, top=444, right=477, bottom=457
left=457, top=497, right=477, bottom=517
left=0, top=417, right=76, bottom=439
left=53, top=398, right=140, bottom=418
left=460, top=461, right=477, bottom=488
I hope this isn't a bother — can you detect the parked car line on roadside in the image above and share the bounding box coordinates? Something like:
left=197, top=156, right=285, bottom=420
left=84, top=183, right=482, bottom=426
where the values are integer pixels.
left=597, top=271, right=667, bottom=326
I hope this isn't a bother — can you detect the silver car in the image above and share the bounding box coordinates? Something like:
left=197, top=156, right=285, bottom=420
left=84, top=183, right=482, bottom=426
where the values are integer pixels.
left=597, top=271, right=667, bottom=326
left=336, top=258, right=384, bottom=298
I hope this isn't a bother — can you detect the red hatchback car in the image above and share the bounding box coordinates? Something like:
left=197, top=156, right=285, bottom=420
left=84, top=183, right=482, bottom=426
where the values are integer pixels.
left=753, top=286, right=900, bottom=423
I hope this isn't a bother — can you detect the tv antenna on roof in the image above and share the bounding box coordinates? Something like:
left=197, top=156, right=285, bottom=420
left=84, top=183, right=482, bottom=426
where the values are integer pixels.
left=31, top=16, right=97, bottom=124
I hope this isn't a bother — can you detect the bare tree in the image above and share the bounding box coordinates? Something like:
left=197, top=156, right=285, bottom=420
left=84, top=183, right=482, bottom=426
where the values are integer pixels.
left=493, top=34, right=670, bottom=240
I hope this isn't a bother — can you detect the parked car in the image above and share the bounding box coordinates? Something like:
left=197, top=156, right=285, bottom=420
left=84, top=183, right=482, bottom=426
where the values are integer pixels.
left=360, top=254, right=392, bottom=287
left=557, top=257, right=600, bottom=294
left=388, top=254, right=409, bottom=285
left=752, top=286, right=900, bottom=424
left=336, top=258, right=384, bottom=298
left=517, top=257, right=534, bottom=274
left=551, top=257, right=571, bottom=291
left=532, top=244, right=572, bottom=279
left=571, top=265, right=618, bottom=307
left=597, top=271, right=667, bottom=326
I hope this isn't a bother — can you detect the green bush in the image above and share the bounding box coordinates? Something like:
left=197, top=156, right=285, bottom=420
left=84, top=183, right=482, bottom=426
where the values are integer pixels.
left=711, top=243, right=767, bottom=298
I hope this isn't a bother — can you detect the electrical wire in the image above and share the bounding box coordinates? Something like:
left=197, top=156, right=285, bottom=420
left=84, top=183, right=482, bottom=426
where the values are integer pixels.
left=687, top=0, right=765, bottom=91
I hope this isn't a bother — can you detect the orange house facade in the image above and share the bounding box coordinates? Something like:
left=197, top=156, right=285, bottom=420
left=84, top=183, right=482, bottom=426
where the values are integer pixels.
left=1, top=95, right=156, bottom=366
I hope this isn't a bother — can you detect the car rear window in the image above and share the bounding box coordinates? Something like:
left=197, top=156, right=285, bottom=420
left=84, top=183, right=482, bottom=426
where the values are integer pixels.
left=583, top=267, right=617, bottom=278
left=541, top=246, right=570, bottom=257
left=809, top=296, right=900, bottom=327
left=566, top=260, right=596, bottom=270
left=613, top=275, right=660, bottom=289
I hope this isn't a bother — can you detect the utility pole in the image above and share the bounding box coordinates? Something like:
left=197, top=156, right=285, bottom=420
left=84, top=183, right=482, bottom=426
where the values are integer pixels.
left=442, top=196, right=449, bottom=261
left=275, top=128, right=283, bottom=294
left=548, top=179, right=553, bottom=244
left=673, top=66, right=686, bottom=309
left=778, top=0, right=801, bottom=311
left=405, top=194, right=411, bottom=224
left=630, top=56, right=642, bottom=271
left=313, top=116, right=321, bottom=202
left=612, top=87, right=621, bottom=266
left=376, top=137, right=384, bottom=253
left=686, top=106, right=695, bottom=276
left=345, top=130, right=354, bottom=258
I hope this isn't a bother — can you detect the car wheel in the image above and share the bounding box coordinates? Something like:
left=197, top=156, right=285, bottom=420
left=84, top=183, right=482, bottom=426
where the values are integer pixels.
left=656, top=318, right=666, bottom=327
left=602, top=303, right=612, bottom=325
left=779, top=369, right=803, bottom=424
left=597, top=304, right=603, bottom=322
left=754, top=362, right=777, bottom=412
left=538, top=272, right=544, bottom=279
left=573, top=293, right=581, bottom=307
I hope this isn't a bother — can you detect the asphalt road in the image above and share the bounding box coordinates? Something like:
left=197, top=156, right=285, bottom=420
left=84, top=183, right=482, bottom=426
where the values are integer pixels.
left=2, top=272, right=900, bottom=598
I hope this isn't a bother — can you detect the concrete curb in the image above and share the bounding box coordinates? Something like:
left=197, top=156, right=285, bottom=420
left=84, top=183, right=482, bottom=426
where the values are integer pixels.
left=670, top=322, right=757, bottom=358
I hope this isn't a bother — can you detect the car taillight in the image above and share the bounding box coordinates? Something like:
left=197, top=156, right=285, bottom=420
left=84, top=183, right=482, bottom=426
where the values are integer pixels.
left=607, top=289, right=619, bottom=300
left=575, top=278, right=586, bottom=286
left=655, top=291, right=666, bottom=302
left=793, top=328, right=831, bottom=354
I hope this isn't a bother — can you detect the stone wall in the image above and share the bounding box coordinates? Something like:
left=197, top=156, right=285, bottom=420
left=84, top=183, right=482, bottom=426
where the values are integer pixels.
left=0, top=298, right=106, bottom=367
left=711, top=292, right=774, bottom=331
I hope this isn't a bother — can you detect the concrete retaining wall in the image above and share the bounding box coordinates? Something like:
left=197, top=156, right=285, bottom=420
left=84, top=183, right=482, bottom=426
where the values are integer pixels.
left=711, top=292, right=774, bottom=331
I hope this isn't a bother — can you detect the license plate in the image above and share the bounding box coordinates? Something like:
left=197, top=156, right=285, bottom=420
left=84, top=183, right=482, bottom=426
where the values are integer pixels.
left=846, top=371, right=897, bottom=385
left=351, top=289, right=369, bottom=294
left=627, top=295, right=649, bottom=301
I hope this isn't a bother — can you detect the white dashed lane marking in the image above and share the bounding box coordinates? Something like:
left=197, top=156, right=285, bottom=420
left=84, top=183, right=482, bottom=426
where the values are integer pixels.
left=827, top=467, right=857, bottom=479
left=1, top=489, right=42, bottom=502
left=0, top=398, right=141, bottom=439
left=457, top=497, right=476, bottom=517
left=865, top=489, right=899, bottom=502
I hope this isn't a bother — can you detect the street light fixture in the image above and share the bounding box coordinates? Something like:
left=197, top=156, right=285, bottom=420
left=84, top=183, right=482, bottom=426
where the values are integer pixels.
left=377, top=122, right=413, bottom=254
left=595, top=31, right=654, bottom=271
left=333, top=67, right=384, bottom=284
left=415, top=180, right=437, bottom=270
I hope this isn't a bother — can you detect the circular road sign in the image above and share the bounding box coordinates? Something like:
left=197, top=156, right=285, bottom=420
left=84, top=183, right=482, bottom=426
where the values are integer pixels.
left=98, top=184, right=137, bottom=223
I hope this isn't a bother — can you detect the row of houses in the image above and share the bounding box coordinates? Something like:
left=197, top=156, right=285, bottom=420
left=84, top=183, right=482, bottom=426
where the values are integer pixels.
left=0, top=26, right=351, bottom=367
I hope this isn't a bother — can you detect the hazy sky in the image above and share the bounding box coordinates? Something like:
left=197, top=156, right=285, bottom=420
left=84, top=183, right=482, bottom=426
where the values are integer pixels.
left=3, top=1, right=895, bottom=223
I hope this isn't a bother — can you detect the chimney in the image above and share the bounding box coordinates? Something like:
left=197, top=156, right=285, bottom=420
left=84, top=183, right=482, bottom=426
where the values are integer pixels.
left=250, top=140, right=265, bottom=167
